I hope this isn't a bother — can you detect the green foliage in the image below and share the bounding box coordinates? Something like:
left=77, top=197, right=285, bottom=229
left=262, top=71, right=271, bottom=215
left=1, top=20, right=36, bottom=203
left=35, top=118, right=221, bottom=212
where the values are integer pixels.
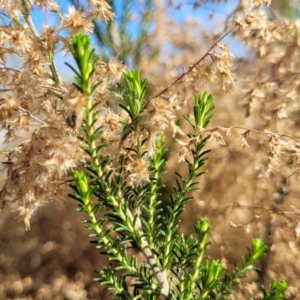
left=66, top=33, right=100, bottom=96
left=271, top=0, right=300, bottom=20
left=122, top=70, right=148, bottom=119
left=69, top=34, right=287, bottom=299
left=184, top=91, right=215, bottom=129
left=260, top=280, right=288, bottom=300
left=250, top=279, right=288, bottom=300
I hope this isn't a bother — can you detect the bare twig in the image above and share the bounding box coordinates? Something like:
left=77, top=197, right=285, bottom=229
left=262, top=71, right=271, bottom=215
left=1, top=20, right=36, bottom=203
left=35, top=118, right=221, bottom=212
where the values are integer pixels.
left=236, top=72, right=300, bottom=85
left=155, top=26, right=236, bottom=98
left=15, top=107, right=58, bottom=129
left=215, top=203, right=300, bottom=228
left=207, top=125, right=300, bottom=143
left=21, top=0, right=40, bottom=39
left=20, top=0, right=60, bottom=84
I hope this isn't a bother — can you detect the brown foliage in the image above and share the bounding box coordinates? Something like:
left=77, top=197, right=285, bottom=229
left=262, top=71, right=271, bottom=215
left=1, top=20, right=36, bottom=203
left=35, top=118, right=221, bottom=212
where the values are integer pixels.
left=1, top=0, right=300, bottom=298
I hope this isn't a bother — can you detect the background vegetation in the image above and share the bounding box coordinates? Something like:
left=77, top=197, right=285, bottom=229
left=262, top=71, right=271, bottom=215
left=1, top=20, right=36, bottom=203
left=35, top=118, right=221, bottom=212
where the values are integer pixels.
left=0, top=0, right=300, bottom=299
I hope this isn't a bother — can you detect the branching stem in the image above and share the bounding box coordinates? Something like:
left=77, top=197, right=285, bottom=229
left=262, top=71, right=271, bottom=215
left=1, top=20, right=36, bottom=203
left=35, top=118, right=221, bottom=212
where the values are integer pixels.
left=85, top=95, right=170, bottom=297
left=155, top=27, right=236, bottom=98
left=208, top=125, right=300, bottom=143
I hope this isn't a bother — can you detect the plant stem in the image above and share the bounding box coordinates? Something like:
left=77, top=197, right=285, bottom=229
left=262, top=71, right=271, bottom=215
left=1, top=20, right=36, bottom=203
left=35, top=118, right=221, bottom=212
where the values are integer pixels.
left=85, top=94, right=170, bottom=297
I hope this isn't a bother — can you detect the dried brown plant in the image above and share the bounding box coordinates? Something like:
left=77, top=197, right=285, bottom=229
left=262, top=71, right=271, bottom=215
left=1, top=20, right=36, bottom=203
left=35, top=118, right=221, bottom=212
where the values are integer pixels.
left=1, top=0, right=300, bottom=298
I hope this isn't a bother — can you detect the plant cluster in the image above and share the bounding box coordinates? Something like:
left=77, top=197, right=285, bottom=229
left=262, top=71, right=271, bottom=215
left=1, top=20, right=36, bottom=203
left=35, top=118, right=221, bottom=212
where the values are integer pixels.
left=0, top=0, right=299, bottom=299
left=67, top=33, right=286, bottom=298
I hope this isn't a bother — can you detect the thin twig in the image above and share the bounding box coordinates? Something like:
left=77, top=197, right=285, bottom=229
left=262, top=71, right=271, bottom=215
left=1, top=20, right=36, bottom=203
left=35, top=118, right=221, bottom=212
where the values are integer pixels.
left=21, top=0, right=40, bottom=39
left=37, top=85, right=62, bottom=93
left=76, top=0, right=82, bottom=13
left=230, top=209, right=298, bottom=228
left=21, top=0, right=60, bottom=84
left=287, top=170, right=300, bottom=179
left=211, top=203, right=300, bottom=228
left=207, top=125, right=300, bottom=143
left=15, top=107, right=58, bottom=129
left=155, top=26, right=236, bottom=98
left=0, top=67, right=20, bottom=72
left=235, top=71, right=300, bottom=85
left=268, top=6, right=285, bottom=28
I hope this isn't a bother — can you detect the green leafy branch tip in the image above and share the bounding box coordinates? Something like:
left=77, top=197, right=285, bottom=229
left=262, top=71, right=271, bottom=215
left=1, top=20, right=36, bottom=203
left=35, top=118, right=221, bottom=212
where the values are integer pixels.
left=251, top=279, right=288, bottom=300
left=261, top=279, right=288, bottom=300
left=183, top=91, right=215, bottom=131
left=122, top=70, right=148, bottom=119
left=73, top=171, right=89, bottom=196
left=67, top=33, right=100, bottom=96
left=194, top=91, right=215, bottom=129
left=249, top=238, right=268, bottom=264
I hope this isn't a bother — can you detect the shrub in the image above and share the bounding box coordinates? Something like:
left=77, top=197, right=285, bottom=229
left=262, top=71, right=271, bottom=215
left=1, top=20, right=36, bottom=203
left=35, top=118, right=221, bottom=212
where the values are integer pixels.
left=0, top=0, right=297, bottom=298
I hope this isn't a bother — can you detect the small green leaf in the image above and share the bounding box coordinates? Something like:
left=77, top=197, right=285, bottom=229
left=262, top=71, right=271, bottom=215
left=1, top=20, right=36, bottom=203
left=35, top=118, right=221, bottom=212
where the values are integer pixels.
left=249, top=238, right=267, bottom=264
left=73, top=171, right=89, bottom=196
